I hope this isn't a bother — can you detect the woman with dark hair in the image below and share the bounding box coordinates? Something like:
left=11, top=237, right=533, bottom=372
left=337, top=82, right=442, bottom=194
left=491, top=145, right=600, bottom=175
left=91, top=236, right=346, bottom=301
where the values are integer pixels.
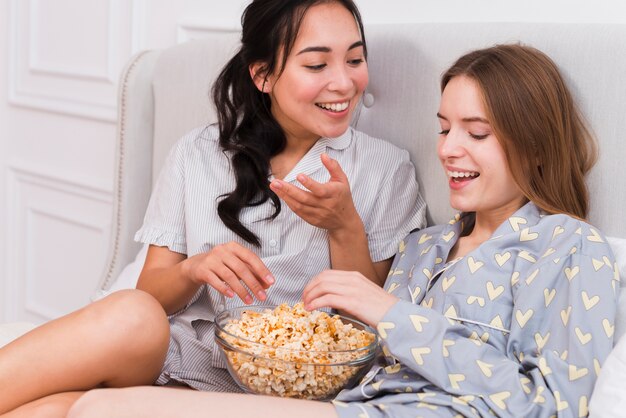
left=69, top=44, right=617, bottom=418
left=0, top=0, right=425, bottom=416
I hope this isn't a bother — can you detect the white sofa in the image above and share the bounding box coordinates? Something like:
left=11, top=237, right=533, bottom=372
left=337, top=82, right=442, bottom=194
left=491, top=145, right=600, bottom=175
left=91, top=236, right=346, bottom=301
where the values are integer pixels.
left=2, top=22, right=626, bottom=416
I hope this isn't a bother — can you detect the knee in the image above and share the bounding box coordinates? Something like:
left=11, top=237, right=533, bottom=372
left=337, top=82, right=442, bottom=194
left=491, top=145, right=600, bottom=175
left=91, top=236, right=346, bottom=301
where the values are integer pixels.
left=9, top=393, right=83, bottom=418
left=67, top=391, right=110, bottom=418
left=84, top=289, right=170, bottom=350
left=19, top=402, right=67, bottom=418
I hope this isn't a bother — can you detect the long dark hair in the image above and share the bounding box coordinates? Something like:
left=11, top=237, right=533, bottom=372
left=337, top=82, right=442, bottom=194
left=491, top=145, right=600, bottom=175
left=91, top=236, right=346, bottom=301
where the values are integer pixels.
left=441, top=44, right=597, bottom=220
left=212, top=0, right=367, bottom=246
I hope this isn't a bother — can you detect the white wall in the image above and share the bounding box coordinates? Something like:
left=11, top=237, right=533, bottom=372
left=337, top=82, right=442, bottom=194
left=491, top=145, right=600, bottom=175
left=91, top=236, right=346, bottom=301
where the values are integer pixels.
left=357, top=0, right=626, bottom=24
left=2, top=0, right=626, bottom=325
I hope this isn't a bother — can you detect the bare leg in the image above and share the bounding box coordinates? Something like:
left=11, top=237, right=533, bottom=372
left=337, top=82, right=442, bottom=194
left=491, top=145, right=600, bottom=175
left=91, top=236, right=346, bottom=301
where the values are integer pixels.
left=68, top=387, right=339, bottom=418
left=0, top=392, right=84, bottom=418
left=0, top=290, right=170, bottom=414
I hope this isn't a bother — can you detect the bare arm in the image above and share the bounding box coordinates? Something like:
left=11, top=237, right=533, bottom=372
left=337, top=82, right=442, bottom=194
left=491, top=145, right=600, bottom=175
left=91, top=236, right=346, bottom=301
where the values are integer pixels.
left=136, top=245, right=198, bottom=315
left=137, top=244, right=275, bottom=316
left=327, top=220, right=392, bottom=286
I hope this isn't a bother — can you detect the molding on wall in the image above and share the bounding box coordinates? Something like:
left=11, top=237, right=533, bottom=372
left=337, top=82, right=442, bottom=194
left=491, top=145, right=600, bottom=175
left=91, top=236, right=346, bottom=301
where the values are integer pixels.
left=27, top=0, right=114, bottom=82
left=4, top=162, right=112, bottom=322
left=131, top=0, right=149, bottom=53
left=23, top=208, right=105, bottom=320
left=8, top=0, right=146, bottom=122
left=8, top=160, right=114, bottom=198
left=176, top=21, right=240, bottom=43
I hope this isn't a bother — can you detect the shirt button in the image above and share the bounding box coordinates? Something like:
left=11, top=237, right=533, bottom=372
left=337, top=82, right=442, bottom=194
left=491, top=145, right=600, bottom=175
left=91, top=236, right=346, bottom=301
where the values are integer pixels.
left=269, top=239, right=278, bottom=247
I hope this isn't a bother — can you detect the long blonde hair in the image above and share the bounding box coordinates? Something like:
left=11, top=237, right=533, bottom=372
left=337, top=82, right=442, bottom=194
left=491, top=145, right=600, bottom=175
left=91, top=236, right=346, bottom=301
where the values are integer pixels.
left=441, top=44, right=597, bottom=219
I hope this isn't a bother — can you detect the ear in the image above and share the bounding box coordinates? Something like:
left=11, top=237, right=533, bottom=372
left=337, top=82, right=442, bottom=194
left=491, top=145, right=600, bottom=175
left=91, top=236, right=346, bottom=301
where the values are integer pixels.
left=249, top=62, right=272, bottom=93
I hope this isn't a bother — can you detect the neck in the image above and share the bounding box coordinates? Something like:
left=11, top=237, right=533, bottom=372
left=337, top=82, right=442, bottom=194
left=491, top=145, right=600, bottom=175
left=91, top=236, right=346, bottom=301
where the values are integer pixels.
left=270, top=133, right=321, bottom=180
left=283, top=133, right=320, bottom=157
left=469, top=200, right=527, bottom=242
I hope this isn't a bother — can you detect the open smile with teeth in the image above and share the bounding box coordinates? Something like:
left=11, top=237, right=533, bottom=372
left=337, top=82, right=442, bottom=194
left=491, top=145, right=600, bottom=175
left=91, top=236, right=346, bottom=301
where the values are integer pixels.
left=316, top=101, right=349, bottom=112
left=448, top=170, right=480, bottom=182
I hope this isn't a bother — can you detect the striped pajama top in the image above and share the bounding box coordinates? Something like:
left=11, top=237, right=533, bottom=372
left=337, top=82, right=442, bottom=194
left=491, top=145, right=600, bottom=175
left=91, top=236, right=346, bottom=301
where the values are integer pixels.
left=135, top=124, right=427, bottom=391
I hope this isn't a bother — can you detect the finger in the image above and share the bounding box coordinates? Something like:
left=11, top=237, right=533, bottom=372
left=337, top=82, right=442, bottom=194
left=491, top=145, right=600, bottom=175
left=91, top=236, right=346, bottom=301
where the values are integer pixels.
left=302, top=272, right=348, bottom=304
left=295, top=174, right=331, bottom=198
left=304, top=280, right=352, bottom=307
left=301, top=270, right=333, bottom=299
left=269, top=186, right=322, bottom=223
left=223, top=254, right=268, bottom=301
left=213, top=264, right=254, bottom=304
left=305, top=293, right=350, bottom=313
left=227, top=242, right=275, bottom=287
left=204, top=271, right=235, bottom=299
left=270, top=179, right=316, bottom=205
left=277, top=193, right=319, bottom=221
left=321, top=153, right=348, bottom=183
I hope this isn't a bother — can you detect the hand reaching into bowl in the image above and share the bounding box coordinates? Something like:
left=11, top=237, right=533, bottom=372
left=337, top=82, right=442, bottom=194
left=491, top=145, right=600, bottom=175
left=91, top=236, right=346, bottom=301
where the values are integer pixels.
left=301, top=270, right=399, bottom=327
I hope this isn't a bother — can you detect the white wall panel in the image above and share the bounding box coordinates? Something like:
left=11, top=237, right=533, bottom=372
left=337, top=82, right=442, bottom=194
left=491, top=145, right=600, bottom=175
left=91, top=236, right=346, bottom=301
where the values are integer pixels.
left=176, top=21, right=239, bottom=43
left=4, top=163, right=112, bottom=324
left=29, top=0, right=112, bottom=81
left=8, top=0, right=139, bottom=121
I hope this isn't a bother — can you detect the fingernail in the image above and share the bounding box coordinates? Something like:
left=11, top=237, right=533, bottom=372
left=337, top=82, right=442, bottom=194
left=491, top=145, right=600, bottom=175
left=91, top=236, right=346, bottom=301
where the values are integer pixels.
left=226, top=289, right=235, bottom=298
left=244, top=295, right=253, bottom=304
left=271, top=180, right=282, bottom=189
left=296, top=174, right=306, bottom=183
left=257, top=290, right=267, bottom=300
left=265, top=274, right=275, bottom=284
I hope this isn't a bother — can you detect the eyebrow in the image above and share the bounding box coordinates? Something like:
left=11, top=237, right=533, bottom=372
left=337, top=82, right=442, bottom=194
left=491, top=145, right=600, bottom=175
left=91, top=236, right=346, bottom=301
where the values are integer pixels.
left=296, top=41, right=364, bottom=55
left=437, top=113, right=490, bottom=124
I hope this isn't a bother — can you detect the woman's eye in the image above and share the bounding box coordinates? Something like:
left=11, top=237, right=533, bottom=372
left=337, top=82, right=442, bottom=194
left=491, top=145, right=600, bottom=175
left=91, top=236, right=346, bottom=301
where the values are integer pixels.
left=348, top=58, right=364, bottom=66
left=469, top=133, right=489, bottom=140
left=438, top=129, right=450, bottom=135
left=304, top=64, right=326, bottom=71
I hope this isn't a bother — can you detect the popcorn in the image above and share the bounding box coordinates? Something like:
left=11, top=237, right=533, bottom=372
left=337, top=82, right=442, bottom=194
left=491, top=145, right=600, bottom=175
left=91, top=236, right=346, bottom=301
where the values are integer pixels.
left=217, top=303, right=377, bottom=399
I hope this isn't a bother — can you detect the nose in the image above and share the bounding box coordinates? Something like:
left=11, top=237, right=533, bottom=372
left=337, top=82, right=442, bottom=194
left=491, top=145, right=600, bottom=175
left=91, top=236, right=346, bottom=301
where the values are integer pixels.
left=328, top=65, right=353, bottom=93
left=437, top=128, right=465, bottom=160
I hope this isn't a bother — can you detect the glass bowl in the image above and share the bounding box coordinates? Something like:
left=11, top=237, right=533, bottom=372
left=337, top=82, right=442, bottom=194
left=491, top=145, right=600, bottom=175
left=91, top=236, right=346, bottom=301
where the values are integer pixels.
left=214, top=305, right=379, bottom=400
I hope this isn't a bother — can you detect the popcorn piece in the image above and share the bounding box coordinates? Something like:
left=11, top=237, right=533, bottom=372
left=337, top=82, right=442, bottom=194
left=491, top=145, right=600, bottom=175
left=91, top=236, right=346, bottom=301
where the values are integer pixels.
left=218, top=303, right=376, bottom=399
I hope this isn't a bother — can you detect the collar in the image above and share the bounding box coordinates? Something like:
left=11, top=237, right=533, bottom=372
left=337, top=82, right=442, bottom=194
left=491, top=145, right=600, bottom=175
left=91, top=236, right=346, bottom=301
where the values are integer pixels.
left=314, top=127, right=353, bottom=151
left=281, top=128, right=353, bottom=183
left=443, top=201, right=543, bottom=242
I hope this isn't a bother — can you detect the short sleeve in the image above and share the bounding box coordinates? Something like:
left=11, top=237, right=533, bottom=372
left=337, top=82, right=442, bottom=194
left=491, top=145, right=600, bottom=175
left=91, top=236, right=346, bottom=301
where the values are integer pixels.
left=364, top=152, right=426, bottom=262
left=134, top=139, right=187, bottom=254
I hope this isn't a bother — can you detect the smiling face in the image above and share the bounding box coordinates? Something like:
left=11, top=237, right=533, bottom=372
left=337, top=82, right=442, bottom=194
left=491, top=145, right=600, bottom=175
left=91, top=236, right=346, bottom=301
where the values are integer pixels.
left=259, top=1, right=368, bottom=145
left=437, top=75, right=526, bottom=219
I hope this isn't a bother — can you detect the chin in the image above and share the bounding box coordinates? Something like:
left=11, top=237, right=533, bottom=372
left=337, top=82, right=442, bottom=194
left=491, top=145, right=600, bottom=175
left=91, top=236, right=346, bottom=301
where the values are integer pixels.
left=321, top=125, right=350, bottom=139
left=449, top=198, right=475, bottom=214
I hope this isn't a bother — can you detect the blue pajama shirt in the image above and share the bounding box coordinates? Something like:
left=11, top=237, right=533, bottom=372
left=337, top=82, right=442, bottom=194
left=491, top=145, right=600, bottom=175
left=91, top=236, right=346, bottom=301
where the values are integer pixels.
left=334, top=202, right=619, bottom=417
